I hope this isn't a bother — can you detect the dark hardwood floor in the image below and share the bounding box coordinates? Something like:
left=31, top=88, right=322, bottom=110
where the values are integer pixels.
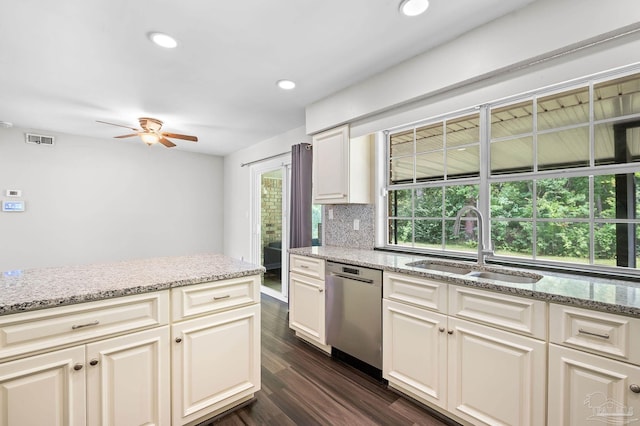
left=206, top=294, right=451, bottom=426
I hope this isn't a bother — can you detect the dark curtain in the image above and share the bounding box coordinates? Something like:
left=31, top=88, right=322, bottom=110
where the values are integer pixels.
left=289, top=143, right=313, bottom=249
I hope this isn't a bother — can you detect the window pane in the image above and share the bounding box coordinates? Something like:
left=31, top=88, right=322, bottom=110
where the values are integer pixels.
left=491, top=181, right=533, bottom=219
left=415, top=187, right=443, bottom=218
left=490, top=137, right=533, bottom=174
left=491, top=220, right=533, bottom=258
left=415, top=220, right=443, bottom=249
left=594, top=173, right=640, bottom=219
left=446, top=146, right=479, bottom=178
left=594, top=223, right=616, bottom=266
left=491, top=100, right=533, bottom=139
left=594, top=73, right=640, bottom=120
left=416, top=151, right=444, bottom=181
left=390, top=129, right=414, bottom=157
left=594, top=175, right=616, bottom=219
left=444, top=185, right=479, bottom=217
left=389, top=156, right=413, bottom=184
left=537, top=86, right=589, bottom=131
left=388, top=219, right=412, bottom=246
left=447, top=218, right=479, bottom=254
left=416, top=122, right=443, bottom=153
left=538, top=126, right=589, bottom=171
left=388, top=189, right=412, bottom=217
left=537, top=177, right=590, bottom=219
left=594, top=121, right=640, bottom=166
left=536, top=222, right=590, bottom=264
left=446, top=114, right=480, bottom=148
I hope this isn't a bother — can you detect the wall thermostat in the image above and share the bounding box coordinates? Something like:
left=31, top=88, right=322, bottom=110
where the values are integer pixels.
left=2, top=200, right=25, bottom=212
left=5, top=189, right=21, bottom=197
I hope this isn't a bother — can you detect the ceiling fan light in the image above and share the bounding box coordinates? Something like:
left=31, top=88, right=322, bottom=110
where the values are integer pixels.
left=140, top=132, right=160, bottom=145
left=148, top=32, right=178, bottom=49
left=399, top=0, right=429, bottom=16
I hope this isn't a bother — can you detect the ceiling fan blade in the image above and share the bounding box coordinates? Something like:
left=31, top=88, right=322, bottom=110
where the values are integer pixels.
left=114, top=133, right=139, bottom=139
left=96, top=120, right=141, bottom=132
left=159, top=137, right=176, bottom=148
left=162, top=132, right=198, bottom=142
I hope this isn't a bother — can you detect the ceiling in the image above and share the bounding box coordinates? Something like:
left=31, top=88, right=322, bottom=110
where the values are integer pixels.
left=0, top=0, right=537, bottom=156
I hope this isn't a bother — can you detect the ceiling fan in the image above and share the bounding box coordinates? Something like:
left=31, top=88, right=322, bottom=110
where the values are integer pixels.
left=97, top=117, right=198, bottom=148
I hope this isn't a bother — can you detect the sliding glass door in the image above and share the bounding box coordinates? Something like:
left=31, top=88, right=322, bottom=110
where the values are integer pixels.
left=251, top=158, right=291, bottom=302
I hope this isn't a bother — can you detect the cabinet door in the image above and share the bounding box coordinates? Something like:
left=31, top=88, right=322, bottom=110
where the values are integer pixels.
left=549, top=344, right=640, bottom=426
left=172, top=304, right=260, bottom=426
left=289, top=272, right=325, bottom=344
left=383, top=299, right=448, bottom=409
left=86, top=326, right=170, bottom=426
left=447, top=317, right=546, bottom=426
left=0, top=346, right=86, bottom=426
left=312, top=125, right=349, bottom=204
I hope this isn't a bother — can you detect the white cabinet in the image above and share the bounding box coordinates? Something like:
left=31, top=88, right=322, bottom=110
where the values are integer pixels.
left=383, top=273, right=546, bottom=426
left=0, top=326, right=170, bottom=426
left=0, top=346, right=86, bottom=426
left=312, top=125, right=373, bottom=204
left=288, top=255, right=330, bottom=353
left=171, top=277, right=261, bottom=426
left=548, top=344, right=640, bottom=426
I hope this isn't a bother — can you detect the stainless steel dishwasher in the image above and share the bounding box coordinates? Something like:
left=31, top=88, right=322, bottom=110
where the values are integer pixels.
left=325, top=261, right=383, bottom=370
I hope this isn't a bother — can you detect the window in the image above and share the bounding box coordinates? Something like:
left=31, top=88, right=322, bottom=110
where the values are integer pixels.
left=385, top=70, right=640, bottom=273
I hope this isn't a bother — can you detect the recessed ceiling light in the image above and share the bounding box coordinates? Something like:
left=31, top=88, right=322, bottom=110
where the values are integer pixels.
left=399, top=0, right=430, bottom=17
left=148, top=32, right=178, bottom=49
left=276, top=80, right=296, bottom=90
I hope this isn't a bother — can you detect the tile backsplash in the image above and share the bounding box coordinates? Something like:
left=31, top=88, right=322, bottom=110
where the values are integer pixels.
left=322, top=204, right=375, bottom=250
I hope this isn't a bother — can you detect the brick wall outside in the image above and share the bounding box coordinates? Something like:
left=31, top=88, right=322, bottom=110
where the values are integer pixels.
left=261, top=176, right=282, bottom=263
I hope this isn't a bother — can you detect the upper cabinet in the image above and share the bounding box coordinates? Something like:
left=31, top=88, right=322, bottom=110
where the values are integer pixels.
left=312, top=125, right=373, bottom=204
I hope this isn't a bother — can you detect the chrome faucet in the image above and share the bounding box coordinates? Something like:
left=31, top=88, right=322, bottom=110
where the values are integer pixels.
left=454, top=205, right=494, bottom=266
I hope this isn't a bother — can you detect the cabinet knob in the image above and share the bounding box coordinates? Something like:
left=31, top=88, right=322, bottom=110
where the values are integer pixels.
left=439, top=327, right=445, bottom=333
left=89, top=359, right=99, bottom=366
left=631, top=384, right=640, bottom=393
left=319, top=289, right=324, bottom=293
left=175, top=337, right=182, bottom=343
left=73, top=363, right=83, bottom=371
left=447, top=330, right=454, bottom=335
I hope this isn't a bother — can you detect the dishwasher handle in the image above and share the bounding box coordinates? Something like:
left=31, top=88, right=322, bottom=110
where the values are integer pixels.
left=329, top=272, right=375, bottom=284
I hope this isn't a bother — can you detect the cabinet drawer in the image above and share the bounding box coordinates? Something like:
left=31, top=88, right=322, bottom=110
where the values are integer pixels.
left=171, top=275, right=260, bottom=321
left=383, top=272, right=446, bottom=313
left=448, top=285, right=547, bottom=339
left=0, top=291, right=169, bottom=361
left=290, top=255, right=325, bottom=280
left=550, top=303, right=640, bottom=365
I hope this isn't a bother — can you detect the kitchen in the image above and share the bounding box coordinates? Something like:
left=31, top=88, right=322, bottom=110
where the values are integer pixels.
left=2, top=0, right=640, bottom=425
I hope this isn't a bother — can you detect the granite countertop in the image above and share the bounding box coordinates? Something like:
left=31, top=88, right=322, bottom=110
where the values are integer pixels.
left=289, top=246, right=640, bottom=317
left=0, top=253, right=264, bottom=316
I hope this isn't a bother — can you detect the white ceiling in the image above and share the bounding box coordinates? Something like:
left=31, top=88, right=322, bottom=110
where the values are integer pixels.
left=0, top=0, right=536, bottom=156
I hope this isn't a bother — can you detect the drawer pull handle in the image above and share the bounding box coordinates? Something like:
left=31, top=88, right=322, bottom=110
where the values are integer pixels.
left=300, top=265, right=310, bottom=269
left=213, top=295, right=231, bottom=301
left=72, top=320, right=100, bottom=330
left=578, top=329, right=610, bottom=339
left=631, top=384, right=640, bottom=393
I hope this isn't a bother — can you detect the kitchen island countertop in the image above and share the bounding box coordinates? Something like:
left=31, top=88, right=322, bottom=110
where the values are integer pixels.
left=290, top=246, right=640, bottom=317
left=0, top=253, right=264, bottom=316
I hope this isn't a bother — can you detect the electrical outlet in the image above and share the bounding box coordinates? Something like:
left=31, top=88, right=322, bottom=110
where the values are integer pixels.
left=353, top=219, right=360, bottom=231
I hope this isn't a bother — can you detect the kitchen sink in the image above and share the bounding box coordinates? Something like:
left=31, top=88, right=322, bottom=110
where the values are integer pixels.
left=465, top=270, right=541, bottom=284
left=406, top=260, right=542, bottom=284
left=406, top=260, right=473, bottom=275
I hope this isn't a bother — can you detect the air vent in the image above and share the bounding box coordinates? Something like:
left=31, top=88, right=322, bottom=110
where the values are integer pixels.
left=25, top=133, right=55, bottom=146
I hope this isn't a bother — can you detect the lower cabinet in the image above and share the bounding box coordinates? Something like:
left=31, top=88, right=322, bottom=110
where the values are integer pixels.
left=289, top=271, right=329, bottom=351
left=0, top=326, right=170, bottom=426
left=548, top=344, right=640, bottom=426
left=384, top=291, right=546, bottom=425
left=171, top=304, right=261, bottom=426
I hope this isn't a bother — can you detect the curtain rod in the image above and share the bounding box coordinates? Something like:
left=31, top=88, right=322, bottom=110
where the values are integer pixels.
left=239, top=144, right=311, bottom=167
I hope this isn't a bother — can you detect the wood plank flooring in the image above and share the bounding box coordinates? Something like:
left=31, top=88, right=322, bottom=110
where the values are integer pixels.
left=205, top=294, right=453, bottom=426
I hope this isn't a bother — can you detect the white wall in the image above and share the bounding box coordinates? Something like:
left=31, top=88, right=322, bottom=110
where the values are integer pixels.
left=306, top=0, right=640, bottom=134
left=223, top=126, right=310, bottom=262
left=0, top=127, right=223, bottom=271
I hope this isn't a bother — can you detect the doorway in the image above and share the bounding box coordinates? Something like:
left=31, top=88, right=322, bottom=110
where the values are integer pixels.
left=251, top=158, right=291, bottom=302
